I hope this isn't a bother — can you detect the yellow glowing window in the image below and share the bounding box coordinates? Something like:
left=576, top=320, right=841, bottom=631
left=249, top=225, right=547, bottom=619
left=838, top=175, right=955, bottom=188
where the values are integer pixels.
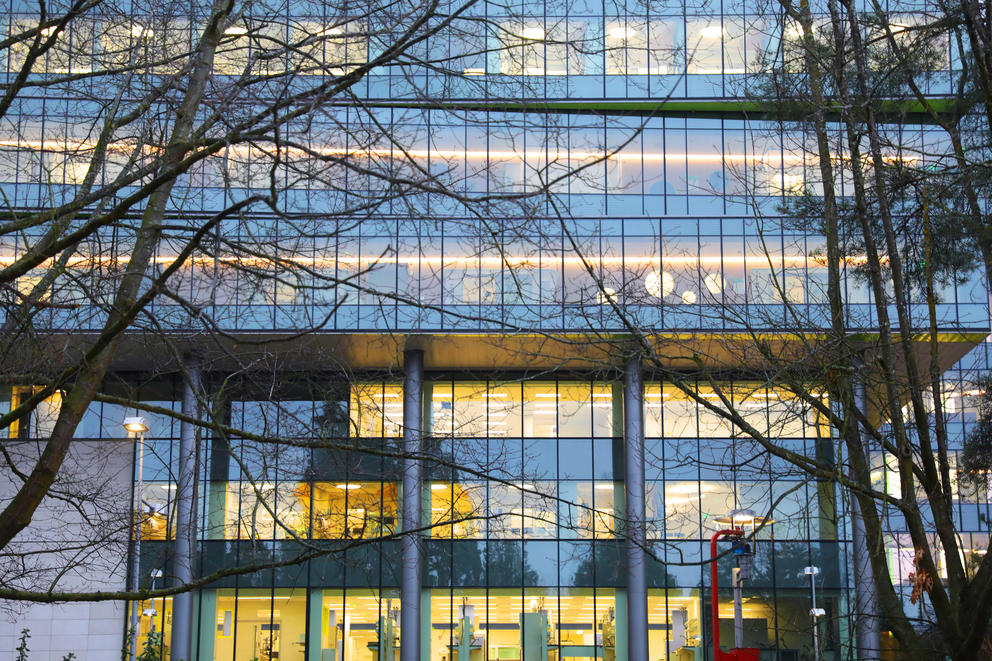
left=350, top=384, right=402, bottom=437
left=7, top=385, right=61, bottom=438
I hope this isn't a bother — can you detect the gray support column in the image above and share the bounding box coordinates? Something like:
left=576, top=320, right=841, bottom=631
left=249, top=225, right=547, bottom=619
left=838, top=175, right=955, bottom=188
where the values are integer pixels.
left=401, top=350, right=424, bottom=661
left=171, top=363, right=201, bottom=661
left=623, top=359, right=648, bottom=661
left=852, top=376, right=881, bottom=660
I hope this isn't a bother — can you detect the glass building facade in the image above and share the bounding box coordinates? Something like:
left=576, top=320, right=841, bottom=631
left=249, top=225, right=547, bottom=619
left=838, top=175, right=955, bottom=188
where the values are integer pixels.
left=0, top=0, right=987, bottom=660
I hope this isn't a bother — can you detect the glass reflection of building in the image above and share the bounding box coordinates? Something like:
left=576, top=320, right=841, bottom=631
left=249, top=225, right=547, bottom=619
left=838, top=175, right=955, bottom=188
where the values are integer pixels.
left=0, top=0, right=986, bottom=660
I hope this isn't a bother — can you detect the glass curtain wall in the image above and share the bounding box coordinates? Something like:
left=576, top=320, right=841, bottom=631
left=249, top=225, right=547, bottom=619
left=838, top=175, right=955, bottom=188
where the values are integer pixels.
left=181, top=377, right=845, bottom=660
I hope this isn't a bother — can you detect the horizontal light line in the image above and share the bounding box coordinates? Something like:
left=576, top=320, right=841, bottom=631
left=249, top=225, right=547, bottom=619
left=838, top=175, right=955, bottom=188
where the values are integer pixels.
left=0, top=139, right=919, bottom=165
left=0, top=254, right=839, bottom=270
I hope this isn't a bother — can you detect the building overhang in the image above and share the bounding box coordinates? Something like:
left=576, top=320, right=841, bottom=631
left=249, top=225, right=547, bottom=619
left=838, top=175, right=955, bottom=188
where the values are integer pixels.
left=37, top=329, right=988, bottom=380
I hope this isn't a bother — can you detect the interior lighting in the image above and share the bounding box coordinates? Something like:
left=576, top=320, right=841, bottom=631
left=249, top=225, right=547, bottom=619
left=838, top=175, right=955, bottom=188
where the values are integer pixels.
left=224, top=25, right=248, bottom=36
left=131, top=24, right=153, bottom=38
left=521, top=27, right=545, bottom=40
left=785, top=24, right=804, bottom=38
left=703, top=273, right=724, bottom=294
left=594, top=483, right=615, bottom=490
left=431, top=483, right=448, bottom=490
left=699, top=25, right=724, bottom=39
left=681, top=290, right=697, bottom=304
left=645, top=270, right=675, bottom=298
left=608, top=26, right=635, bottom=40
left=335, top=483, right=361, bottom=490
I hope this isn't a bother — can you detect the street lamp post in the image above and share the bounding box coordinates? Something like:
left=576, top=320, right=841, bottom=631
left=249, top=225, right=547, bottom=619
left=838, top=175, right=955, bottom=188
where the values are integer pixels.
left=124, top=416, right=149, bottom=661
left=804, top=566, right=825, bottom=661
left=144, top=569, right=164, bottom=634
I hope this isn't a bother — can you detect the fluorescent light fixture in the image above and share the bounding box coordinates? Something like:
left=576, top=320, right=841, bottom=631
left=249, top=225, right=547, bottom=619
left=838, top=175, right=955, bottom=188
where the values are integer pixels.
left=463, top=68, right=486, bottom=76
left=224, top=25, right=248, bottom=36
left=521, top=26, right=545, bottom=39
left=699, top=25, right=724, bottom=38
left=335, top=483, right=361, bottom=490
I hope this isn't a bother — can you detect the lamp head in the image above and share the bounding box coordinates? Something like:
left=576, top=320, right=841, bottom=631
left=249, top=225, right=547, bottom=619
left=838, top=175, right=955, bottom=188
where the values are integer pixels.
left=123, top=416, right=148, bottom=434
left=713, top=508, right=773, bottom=527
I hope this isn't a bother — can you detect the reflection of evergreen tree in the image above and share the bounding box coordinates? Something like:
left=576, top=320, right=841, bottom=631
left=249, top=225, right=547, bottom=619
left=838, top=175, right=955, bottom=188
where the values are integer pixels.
left=556, top=541, right=676, bottom=588
left=454, top=542, right=486, bottom=585
left=491, top=542, right=539, bottom=586
left=561, top=543, right=596, bottom=586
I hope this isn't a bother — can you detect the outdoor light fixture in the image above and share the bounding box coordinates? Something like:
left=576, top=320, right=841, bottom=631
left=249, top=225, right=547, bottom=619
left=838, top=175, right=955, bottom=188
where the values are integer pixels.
left=123, top=416, right=149, bottom=434
left=713, top=508, right=773, bottom=527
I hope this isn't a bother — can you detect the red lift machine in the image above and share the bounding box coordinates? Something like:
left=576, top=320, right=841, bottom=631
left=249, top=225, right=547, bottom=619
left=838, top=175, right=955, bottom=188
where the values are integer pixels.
left=710, top=529, right=760, bottom=661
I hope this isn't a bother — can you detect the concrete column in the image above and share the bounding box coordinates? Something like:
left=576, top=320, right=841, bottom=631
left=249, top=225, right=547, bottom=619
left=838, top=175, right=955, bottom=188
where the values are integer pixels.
left=171, top=362, right=201, bottom=661
left=624, top=359, right=648, bottom=661
left=401, top=350, right=424, bottom=661
left=852, top=376, right=882, bottom=660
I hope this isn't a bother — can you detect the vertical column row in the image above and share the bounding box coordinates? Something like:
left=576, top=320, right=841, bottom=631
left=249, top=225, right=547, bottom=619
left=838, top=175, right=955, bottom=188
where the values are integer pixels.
left=171, top=361, right=201, bottom=661
left=852, top=375, right=881, bottom=660
left=624, top=358, right=647, bottom=661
